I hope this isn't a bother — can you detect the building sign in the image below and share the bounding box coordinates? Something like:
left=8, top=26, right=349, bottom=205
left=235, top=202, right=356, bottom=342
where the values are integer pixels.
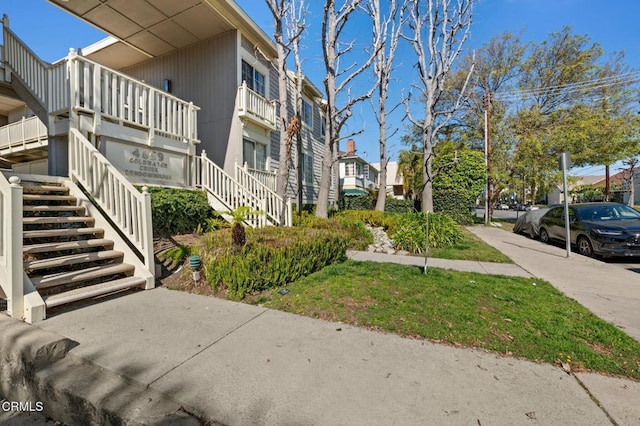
left=105, top=140, right=187, bottom=187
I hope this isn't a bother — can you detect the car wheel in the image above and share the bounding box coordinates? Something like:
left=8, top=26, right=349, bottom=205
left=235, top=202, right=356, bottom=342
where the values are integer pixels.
left=539, top=228, right=550, bottom=243
left=577, top=236, right=594, bottom=257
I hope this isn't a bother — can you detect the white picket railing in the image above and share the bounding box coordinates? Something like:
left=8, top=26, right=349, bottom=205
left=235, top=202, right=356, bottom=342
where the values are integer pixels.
left=68, top=129, right=154, bottom=272
left=2, top=22, right=48, bottom=106
left=0, top=116, right=47, bottom=153
left=68, top=52, right=199, bottom=144
left=241, top=163, right=277, bottom=192
left=0, top=173, right=24, bottom=319
left=196, top=151, right=266, bottom=228
left=235, top=162, right=291, bottom=226
left=237, top=82, right=277, bottom=130
left=2, top=21, right=199, bottom=146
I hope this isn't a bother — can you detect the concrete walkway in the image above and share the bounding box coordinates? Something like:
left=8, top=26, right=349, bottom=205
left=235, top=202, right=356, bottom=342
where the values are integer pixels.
left=2, top=226, right=640, bottom=425
left=347, top=249, right=533, bottom=277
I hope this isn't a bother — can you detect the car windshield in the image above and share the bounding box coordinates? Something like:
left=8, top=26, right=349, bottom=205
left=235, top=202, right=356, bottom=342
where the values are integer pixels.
left=576, top=204, right=640, bottom=222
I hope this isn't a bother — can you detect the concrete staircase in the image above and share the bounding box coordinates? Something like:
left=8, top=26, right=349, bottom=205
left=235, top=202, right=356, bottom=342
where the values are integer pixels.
left=22, top=180, right=146, bottom=310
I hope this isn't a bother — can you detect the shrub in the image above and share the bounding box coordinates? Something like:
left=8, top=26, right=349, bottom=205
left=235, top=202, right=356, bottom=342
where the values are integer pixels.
left=293, top=211, right=373, bottom=250
left=148, top=187, right=213, bottom=236
left=333, top=210, right=402, bottom=234
left=205, top=232, right=347, bottom=299
left=392, top=212, right=463, bottom=254
left=384, top=198, right=417, bottom=213
left=433, top=188, right=476, bottom=225
left=340, top=195, right=373, bottom=210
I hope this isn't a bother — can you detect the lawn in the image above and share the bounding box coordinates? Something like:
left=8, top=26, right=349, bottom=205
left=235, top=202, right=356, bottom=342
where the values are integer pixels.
left=430, top=226, right=512, bottom=263
left=254, top=260, right=640, bottom=381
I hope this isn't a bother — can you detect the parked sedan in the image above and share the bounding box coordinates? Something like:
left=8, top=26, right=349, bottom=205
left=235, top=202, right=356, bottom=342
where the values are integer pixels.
left=513, top=207, right=552, bottom=239
left=538, top=203, right=640, bottom=257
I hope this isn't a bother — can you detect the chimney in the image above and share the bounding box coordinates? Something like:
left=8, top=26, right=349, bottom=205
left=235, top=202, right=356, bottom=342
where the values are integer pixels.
left=346, top=139, right=356, bottom=156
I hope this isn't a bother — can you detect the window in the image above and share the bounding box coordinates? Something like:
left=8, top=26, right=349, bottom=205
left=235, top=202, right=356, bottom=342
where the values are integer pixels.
left=302, top=99, right=313, bottom=127
left=242, top=60, right=266, bottom=97
left=345, top=162, right=355, bottom=177
left=302, top=153, right=314, bottom=185
left=243, top=138, right=267, bottom=170
left=321, top=116, right=326, bottom=137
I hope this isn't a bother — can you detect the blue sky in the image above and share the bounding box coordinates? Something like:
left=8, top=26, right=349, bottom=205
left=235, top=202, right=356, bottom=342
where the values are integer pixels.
left=2, top=0, right=639, bottom=175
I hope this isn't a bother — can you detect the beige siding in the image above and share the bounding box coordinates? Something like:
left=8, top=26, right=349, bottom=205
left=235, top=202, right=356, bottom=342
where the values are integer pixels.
left=122, top=31, right=238, bottom=168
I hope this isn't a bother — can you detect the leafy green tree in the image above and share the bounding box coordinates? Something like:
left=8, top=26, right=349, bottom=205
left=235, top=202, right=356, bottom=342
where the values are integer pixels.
left=397, top=145, right=423, bottom=200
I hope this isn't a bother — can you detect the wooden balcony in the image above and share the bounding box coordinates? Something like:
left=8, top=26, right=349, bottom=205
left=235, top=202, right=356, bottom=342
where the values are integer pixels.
left=237, top=82, right=276, bottom=130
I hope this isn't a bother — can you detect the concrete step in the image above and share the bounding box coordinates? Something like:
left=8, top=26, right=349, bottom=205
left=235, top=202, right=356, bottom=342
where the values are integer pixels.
left=23, top=227, right=104, bottom=239
left=23, top=238, right=115, bottom=255
left=23, top=194, right=77, bottom=203
left=25, top=250, right=124, bottom=272
left=24, top=205, right=85, bottom=213
left=31, top=263, right=135, bottom=290
left=43, top=276, right=145, bottom=308
left=22, top=185, right=69, bottom=194
left=23, top=216, right=95, bottom=225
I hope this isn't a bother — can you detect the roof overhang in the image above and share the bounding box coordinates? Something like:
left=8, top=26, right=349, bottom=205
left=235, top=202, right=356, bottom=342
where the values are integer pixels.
left=47, top=0, right=277, bottom=69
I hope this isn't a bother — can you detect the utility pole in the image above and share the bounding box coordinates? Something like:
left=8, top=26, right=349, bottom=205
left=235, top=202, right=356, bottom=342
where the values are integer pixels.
left=605, top=164, right=611, bottom=202
left=484, top=89, right=491, bottom=224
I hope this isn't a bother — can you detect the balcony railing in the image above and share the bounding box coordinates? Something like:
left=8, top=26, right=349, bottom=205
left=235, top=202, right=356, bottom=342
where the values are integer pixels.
left=0, top=116, right=48, bottom=154
left=237, top=82, right=276, bottom=130
left=2, top=20, right=200, bottom=146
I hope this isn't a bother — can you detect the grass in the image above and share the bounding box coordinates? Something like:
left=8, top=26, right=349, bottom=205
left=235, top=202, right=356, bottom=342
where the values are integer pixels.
left=430, top=226, right=512, bottom=263
left=257, top=260, right=640, bottom=381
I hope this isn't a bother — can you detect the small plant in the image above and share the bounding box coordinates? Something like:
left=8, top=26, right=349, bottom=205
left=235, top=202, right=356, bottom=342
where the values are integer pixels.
left=157, top=244, right=190, bottom=270
left=229, top=206, right=263, bottom=253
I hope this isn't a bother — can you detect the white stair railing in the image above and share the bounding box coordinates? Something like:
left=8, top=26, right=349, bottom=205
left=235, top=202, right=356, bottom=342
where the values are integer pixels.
left=196, top=151, right=265, bottom=228
left=235, top=162, right=291, bottom=226
left=239, top=163, right=278, bottom=192
left=0, top=173, right=24, bottom=319
left=68, top=129, right=154, bottom=274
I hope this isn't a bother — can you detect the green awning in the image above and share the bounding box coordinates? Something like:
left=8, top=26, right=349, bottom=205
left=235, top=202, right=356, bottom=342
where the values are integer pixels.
left=342, top=189, right=369, bottom=196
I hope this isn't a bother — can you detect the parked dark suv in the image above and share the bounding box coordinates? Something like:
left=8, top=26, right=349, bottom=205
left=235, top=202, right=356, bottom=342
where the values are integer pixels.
left=538, top=202, right=640, bottom=258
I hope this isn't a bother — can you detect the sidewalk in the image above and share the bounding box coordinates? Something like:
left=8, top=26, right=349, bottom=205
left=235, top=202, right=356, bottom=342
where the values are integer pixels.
left=347, top=249, right=533, bottom=277
left=2, top=229, right=639, bottom=425
left=26, top=288, right=629, bottom=425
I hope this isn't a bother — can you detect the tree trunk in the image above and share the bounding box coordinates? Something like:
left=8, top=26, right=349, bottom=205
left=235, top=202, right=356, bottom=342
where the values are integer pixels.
left=275, top=39, right=290, bottom=224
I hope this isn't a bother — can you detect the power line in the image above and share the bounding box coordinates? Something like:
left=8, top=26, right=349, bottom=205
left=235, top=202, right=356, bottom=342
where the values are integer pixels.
left=493, top=71, right=640, bottom=102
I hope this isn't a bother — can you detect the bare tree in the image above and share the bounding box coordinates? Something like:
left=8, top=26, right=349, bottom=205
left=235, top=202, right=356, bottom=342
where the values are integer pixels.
left=403, top=0, right=475, bottom=212
left=366, top=0, right=404, bottom=212
left=316, top=0, right=380, bottom=218
left=266, top=0, right=305, bottom=223
left=286, top=0, right=307, bottom=214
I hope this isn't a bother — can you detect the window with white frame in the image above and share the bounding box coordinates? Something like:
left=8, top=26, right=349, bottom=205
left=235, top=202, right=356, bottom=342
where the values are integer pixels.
left=302, top=153, right=314, bottom=185
left=345, top=162, right=355, bottom=177
left=242, top=60, right=266, bottom=97
left=302, top=98, right=313, bottom=127
left=321, top=115, right=326, bottom=137
left=243, top=138, right=267, bottom=170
